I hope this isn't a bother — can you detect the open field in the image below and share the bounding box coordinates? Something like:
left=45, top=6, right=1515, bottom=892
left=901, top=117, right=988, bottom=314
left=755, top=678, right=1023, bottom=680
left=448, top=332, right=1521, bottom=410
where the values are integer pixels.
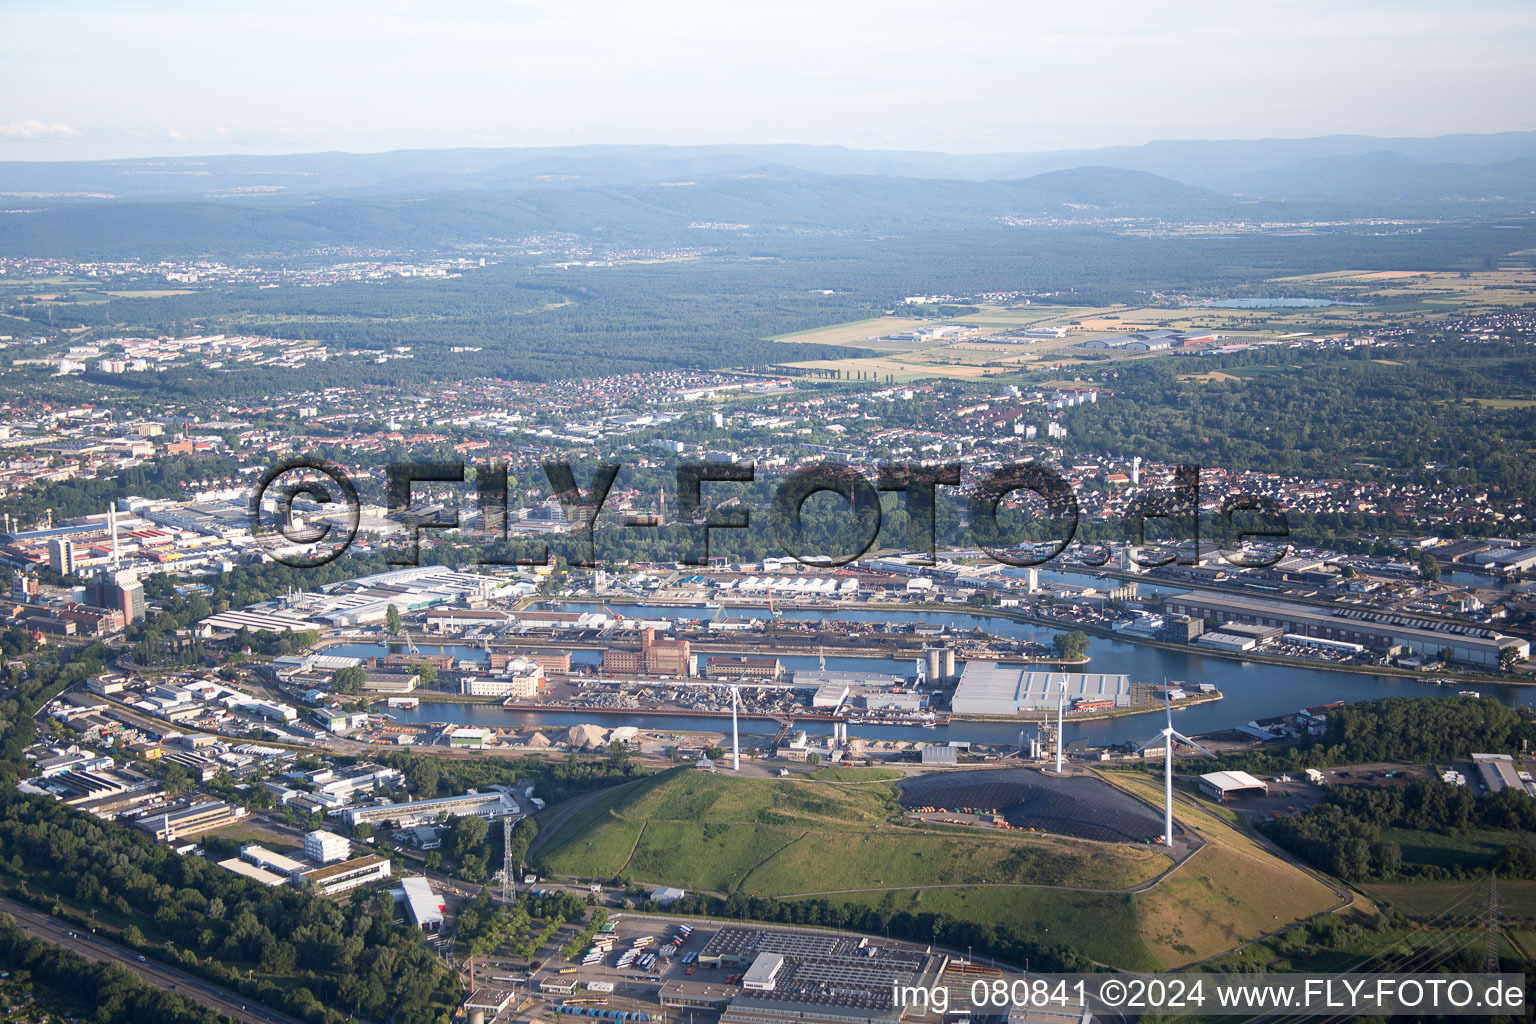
left=1364, top=879, right=1536, bottom=920
left=768, top=316, right=928, bottom=345
left=768, top=268, right=1536, bottom=385
left=101, top=288, right=199, bottom=298
left=1276, top=267, right=1536, bottom=309
left=823, top=886, right=1158, bottom=970
left=1471, top=397, right=1536, bottom=409
left=540, top=767, right=1344, bottom=970
left=536, top=767, right=1167, bottom=898
left=1102, top=772, right=1345, bottom=968
left=1381, top=825, right=1533, bottom=871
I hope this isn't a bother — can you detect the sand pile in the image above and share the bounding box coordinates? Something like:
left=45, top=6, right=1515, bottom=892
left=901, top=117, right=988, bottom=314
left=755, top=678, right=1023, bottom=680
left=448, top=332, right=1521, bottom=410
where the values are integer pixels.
left=565, top=723, right=610, bottom=749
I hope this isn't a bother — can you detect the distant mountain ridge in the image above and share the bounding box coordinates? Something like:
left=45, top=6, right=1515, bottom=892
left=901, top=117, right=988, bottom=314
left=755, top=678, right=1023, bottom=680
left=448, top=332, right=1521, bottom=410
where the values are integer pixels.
left=0, top=166, right=1239, bottom=259
left=4, top=132, right=1536, bottom=259
left=3, top=131, right=1536, bottom=203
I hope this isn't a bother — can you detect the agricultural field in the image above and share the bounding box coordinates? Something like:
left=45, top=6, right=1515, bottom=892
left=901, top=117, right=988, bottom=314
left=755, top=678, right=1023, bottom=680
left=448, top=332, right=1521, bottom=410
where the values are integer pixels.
left=1276, top=267, right=1536, bottom=310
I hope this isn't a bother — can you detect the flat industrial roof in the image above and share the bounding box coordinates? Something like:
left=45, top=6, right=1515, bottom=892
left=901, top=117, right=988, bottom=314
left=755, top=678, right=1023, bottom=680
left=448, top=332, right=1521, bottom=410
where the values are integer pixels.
left=241, top=844, right=308, bottom=875
left=952, top=665, right=1132, bottom=713
left=302, top=853, right=388, bottom=882
left=1199, top=770, right=1268, bottom=792
left=218, top=857, right=287, bottom=886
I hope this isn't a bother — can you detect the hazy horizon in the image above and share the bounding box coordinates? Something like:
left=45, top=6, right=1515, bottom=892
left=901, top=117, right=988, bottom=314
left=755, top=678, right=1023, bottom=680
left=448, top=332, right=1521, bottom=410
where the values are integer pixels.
left=6, top=129, right=1536, bottom=168
left=5, top=0, right=1535, bottom=162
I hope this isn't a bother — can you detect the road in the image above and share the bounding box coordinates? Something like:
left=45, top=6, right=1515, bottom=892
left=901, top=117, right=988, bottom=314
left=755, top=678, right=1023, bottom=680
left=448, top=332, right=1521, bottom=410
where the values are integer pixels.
left=0, top=895, right=303, bottom=1024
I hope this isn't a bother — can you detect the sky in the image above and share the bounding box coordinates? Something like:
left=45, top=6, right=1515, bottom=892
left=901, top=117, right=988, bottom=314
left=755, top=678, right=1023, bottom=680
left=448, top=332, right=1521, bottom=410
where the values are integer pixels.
left=3, top=0, right=1535, bottom=162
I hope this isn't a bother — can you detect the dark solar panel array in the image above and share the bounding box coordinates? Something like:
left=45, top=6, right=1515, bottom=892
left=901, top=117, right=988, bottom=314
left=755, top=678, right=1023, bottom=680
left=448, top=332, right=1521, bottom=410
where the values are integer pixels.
left=898, top=766, right=1164, bottom=843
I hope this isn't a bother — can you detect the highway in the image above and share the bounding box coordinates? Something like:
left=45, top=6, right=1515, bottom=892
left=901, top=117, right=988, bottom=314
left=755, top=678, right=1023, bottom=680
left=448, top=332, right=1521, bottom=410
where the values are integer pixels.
left=0, top=894, right=304, bottom=1024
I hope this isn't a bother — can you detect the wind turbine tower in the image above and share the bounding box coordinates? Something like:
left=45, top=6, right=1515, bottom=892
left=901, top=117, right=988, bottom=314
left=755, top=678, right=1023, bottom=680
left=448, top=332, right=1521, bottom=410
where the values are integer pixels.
left=1054, top=678, right=1065, bottom=773
left=1142, top=691, right=1212, bottom=847
left=731, top=684, right=741, bottom=771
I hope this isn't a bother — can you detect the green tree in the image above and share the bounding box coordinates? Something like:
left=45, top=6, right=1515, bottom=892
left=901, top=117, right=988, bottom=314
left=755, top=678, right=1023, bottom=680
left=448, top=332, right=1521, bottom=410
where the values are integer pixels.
left=404, top=756, right=440, bottom=797
left=385, top=604, right=402, bottom=634
left=1052, top=630, right=1090, bottom=661
left=1419, top=550, right=1442, bottom=582
left=333, top=664, right=368, bottom=694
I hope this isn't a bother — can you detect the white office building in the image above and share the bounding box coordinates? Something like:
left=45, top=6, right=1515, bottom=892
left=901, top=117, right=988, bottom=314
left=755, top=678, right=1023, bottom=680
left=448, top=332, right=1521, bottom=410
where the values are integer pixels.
left=303, top=829, right=352, bottom=864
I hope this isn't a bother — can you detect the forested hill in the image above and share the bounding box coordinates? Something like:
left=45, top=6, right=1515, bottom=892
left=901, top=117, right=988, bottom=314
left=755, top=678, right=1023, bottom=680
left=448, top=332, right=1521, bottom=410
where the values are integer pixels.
left=0, top=166, right=1237, bottom=260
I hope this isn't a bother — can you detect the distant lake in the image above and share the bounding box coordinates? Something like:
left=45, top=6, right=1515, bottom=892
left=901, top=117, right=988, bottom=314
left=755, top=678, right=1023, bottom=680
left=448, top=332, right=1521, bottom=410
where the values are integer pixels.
left=1196, top=297, right=1366, bottom=308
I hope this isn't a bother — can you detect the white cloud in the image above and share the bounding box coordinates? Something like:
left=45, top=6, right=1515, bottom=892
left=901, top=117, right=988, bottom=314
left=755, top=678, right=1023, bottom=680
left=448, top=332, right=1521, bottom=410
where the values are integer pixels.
left=0, top=119, right=81, bottom=140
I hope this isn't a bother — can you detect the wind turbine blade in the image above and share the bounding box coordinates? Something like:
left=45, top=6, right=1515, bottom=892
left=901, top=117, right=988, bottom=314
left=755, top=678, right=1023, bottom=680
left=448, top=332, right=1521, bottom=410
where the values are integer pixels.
left=1168, top=730, right=1214, bottom=756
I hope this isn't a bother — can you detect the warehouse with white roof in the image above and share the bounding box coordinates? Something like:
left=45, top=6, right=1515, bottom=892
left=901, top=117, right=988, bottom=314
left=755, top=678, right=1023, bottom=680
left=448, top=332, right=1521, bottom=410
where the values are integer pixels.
left=950, top=664, right=1133, bottom=715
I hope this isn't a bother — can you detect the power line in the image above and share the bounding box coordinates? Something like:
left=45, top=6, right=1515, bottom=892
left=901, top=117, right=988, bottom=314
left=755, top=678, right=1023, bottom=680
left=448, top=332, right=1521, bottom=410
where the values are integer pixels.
left=1483, top=870, right=1501, bottom=974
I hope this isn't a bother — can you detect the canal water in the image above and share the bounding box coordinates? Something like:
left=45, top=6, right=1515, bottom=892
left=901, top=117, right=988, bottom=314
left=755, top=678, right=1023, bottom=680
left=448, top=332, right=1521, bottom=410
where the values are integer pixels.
left=338, top=601, right=1535, bottom=747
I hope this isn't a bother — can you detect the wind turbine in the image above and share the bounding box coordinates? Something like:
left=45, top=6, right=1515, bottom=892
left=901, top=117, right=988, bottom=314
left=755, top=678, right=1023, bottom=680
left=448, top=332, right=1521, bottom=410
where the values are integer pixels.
left=1141, top=689, right=1211, bottom=848
left=1054, top=677, right=1065, bottom=773
left=730, top=683, right=741, bottom=771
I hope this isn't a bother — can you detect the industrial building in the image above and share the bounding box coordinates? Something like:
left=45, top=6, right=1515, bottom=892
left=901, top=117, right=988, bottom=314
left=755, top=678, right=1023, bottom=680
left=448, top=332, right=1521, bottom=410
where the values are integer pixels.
left=662, top=925, right=947, bottom=1024
left=1471, top=753, right=1534, bottom=796
left=133, top=800, right=244, bottom=841
left=301, top=854, right=392, bottom=896
left=705, top=655, right=783, bottom=681
left=395, top=876, right=445, bottom=932
left=340, top=789, right=521, bottom=828
left=950, top=665, right=1133, bottom=716
left=602, top=627, right=693, bottom=677
left=459, top=657, right=545, bottom=697
left=1162, top=590, right=1528, bottom=668
left=199, top=564, right=521, bottom=634
left=1198, top=771, right=1269, bottom=801
left=241, top=844, right=309, bottom=877
left=1194, top=631, right=1257, bottom=652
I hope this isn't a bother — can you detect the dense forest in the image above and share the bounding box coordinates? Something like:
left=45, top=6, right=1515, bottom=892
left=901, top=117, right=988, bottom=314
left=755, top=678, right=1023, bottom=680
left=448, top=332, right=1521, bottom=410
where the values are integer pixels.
left=0, top=789, right=461, bottom=1024
left=1264, top=779, right=1536, bottom=882
left=0, top=918, right=228, bottom=1024
left=1062, top=340, right=1536, bottom=502
left=7, top=214, right=1535, bottom=403
left=1183, top=696, right=1536, bottom=776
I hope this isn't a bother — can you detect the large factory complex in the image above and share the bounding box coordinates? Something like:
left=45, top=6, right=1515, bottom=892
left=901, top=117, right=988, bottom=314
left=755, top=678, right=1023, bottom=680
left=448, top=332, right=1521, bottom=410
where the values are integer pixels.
left=1161, top=590, right=1528, bottom=669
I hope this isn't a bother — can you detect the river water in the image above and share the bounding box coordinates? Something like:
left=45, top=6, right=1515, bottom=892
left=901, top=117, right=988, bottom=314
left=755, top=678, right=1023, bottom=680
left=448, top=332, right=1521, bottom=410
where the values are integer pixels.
left=338, top=598, right=1534, bottom=748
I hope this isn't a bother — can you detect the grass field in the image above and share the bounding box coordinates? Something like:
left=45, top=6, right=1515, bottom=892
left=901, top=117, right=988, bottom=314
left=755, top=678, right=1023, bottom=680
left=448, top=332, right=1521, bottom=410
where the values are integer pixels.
left=1102, top=772, right=1344, bottom=968
left=537, top=767, right=1166, bottom=898
left=825, top=886, right=1158, bottom=969
left=539, top=767, right=1348, bottom=969
left=1382, top=826, right=1534, bottom=871
left=1364, top=879, right=1536, bottom=920
left=768, top=316, right=928, bottom=345
left=1471, top=397, right=1536, bottom=409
